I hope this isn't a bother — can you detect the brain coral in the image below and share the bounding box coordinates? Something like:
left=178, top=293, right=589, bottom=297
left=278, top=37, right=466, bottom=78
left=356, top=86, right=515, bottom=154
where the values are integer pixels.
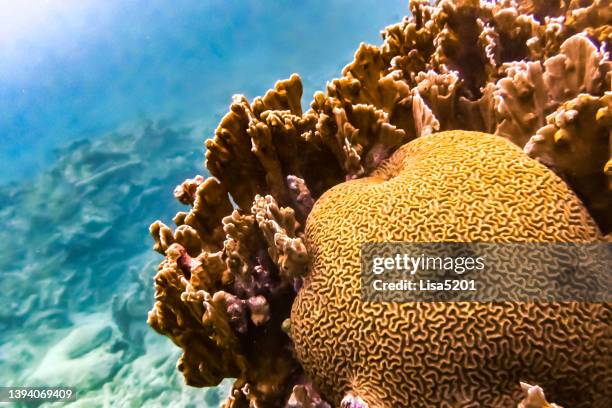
left=290, top=131, right=609, bottom=407
left=147, top=1, right=611, bottom=406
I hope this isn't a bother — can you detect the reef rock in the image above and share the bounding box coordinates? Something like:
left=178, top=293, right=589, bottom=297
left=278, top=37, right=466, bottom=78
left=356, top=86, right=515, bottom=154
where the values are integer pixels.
left=29, top=319, right=124, bottom=390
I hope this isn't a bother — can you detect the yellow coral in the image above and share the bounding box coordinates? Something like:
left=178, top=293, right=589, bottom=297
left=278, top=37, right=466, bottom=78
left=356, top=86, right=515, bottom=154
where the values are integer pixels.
left=291, top=131, right=609, bottom=407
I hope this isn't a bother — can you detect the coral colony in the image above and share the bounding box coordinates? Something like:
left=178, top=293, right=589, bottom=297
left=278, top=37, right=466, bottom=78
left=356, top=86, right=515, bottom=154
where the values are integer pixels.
left=148, top=1, right=611, bottom=407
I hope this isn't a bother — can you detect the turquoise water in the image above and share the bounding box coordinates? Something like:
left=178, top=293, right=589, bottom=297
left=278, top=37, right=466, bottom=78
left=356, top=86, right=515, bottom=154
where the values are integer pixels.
left=0, top=1, right=406, bottom=406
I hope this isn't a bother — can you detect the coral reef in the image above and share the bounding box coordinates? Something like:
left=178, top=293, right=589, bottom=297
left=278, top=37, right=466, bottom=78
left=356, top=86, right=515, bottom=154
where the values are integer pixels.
left=148, top=0, right=611, bottom=406
left=291, top=131, right=608, bottom=407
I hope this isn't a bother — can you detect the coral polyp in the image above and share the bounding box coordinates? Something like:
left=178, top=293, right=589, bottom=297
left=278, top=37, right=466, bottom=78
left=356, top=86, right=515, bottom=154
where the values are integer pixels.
left=148, top=1, right=611, bottom=406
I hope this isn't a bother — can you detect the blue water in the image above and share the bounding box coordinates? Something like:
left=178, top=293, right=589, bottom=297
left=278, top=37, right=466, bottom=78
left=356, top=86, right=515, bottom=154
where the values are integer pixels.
left=0, top=0, right=406, bottom=184
left=0, top=1, right=407, bottom=406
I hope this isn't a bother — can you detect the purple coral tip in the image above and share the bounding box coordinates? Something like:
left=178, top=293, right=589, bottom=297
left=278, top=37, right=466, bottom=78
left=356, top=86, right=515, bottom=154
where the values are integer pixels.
left=340, top=393, right=368, bottom=408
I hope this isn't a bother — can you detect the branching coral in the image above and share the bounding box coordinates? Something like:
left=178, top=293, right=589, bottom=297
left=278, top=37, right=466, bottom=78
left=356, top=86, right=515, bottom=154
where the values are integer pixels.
left=149, top=193, right=309, bottom=405
left=525, top=92, right=612, bottom=231
left=148, top=1, right=611, bottom=406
